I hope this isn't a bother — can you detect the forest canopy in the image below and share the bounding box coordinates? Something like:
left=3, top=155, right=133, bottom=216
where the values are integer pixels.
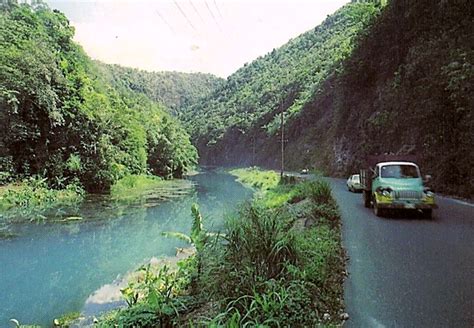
left=0, top=2, right=198, bottom=192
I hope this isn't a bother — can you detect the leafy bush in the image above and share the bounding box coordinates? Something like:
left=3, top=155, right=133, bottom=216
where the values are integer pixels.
left=101, top=260, right=196, bottom=327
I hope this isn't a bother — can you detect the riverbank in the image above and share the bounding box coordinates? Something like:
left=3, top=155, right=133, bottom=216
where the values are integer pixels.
left=97, top=167, right=347, bottom=326
left=0, top=175, right=194, bottom=225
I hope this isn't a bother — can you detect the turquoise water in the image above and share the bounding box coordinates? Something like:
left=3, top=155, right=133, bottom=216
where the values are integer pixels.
left=0, top=170, right=252, bottom=326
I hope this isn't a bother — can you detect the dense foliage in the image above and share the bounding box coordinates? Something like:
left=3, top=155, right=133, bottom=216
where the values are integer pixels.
left=180, top=2, right=381, bottom=150
left=184, top=0, right=473, bottom=198
left=0, top=2, right=197, bottom=192
left=95, top=62, right=223, bottom=116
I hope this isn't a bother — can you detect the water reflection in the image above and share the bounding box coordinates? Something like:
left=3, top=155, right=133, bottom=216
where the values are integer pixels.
left=0, top=170, right=252, bottom=326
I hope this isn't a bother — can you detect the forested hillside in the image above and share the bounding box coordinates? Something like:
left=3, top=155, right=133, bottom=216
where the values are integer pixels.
left=95, top=62, right=223, bottom=116
left=0, top=2, right=197, bottom=192
left=181, top=2, right=381, bottom=144
left=184, top=0, right=473, bottom=198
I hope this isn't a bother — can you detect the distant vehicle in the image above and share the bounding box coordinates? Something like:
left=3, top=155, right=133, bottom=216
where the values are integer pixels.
left=346, top=174, right=362, bottom=192
left=301, top=168, right=309, bottom=175
left=360, top=155, right=437, bottom=218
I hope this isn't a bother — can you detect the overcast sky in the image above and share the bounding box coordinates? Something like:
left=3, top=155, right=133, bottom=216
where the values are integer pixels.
left=47, top=0, right=349, bottom=77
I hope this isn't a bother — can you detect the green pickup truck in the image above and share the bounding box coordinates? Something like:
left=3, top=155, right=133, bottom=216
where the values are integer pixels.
left=360, top=156, right=437, bottom=218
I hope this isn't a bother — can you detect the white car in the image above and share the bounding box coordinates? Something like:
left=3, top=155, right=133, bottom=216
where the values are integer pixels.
left=347, top=174, right=362, bottom=192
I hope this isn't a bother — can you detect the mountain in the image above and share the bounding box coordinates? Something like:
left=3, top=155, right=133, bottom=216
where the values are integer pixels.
left=182, top=0, right=473, bottom=198
left=181, top=1, right=381, bottom=144
left=95, top=62, right=224, bottom=116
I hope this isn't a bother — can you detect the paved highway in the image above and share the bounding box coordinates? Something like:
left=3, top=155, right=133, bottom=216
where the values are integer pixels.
left=327, top=178, right=474, bottom=328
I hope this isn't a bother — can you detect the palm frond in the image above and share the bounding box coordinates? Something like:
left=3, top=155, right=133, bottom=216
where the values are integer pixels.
left=161, top=231, right=192, bottom=244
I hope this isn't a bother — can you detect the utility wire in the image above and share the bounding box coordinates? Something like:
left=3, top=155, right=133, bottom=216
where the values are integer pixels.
left=155, top=8, right=176, bottom=34
left=189, top=0, right=205, bottom=24
left=213, top=0, right=223, bottom=19
left=173, top=0, right=197, bottom=32
left=204, top=0, right=221, bottom=31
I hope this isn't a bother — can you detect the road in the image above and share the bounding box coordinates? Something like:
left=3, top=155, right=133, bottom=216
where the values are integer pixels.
left=327, top=178, right=474, bottom=328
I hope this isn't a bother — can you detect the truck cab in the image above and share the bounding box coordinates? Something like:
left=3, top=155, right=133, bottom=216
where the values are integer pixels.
left=361, top=158, right=437, bottom=218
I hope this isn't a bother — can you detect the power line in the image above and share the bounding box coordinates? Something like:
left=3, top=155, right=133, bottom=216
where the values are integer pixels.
left=155, top=9, right=175, bottom=34
left=204, top=0, right=221, bottom=31
left=213, top=0, right=223, bottom=19
left=173, top=0, right=197, bottom=32
left=189, top=0, right=205, bottom=24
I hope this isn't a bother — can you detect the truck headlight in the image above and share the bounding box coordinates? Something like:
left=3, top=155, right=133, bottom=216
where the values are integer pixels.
left=424, top=190, right=434, bottom=198
left=376, top=187, right=393, bottom=198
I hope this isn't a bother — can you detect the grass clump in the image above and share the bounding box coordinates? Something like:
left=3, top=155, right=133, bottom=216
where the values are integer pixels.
left=110, top=174, right=163, bottom=198
left=229, top=167, right=280, bottom=191
left=110, top=174, right=193, bottom=203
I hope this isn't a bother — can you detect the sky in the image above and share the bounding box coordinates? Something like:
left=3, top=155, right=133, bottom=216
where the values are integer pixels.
left=47, top=0, right=349, bottom=77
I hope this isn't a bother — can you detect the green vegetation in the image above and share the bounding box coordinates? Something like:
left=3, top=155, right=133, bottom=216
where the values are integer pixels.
left=180, top=1, right=381, bottom=155
left=162, top=203, right=210, bottom=247
left=229, top=167, right=280, bottom=191
left=54, top=312, right=81, bottom=327
left=198, top=179, right=344, bottom=326
left=110, top=175, right=195, bottom=205
left=182, top=0, right=473, bottom=198
left=95, top=62, right=223, bottom=116
left=0, top=176, right=84, bottom=213
left=99, top=259, right=197, bottom=327
left=0, top=1, right=197, bottom=196
left=99, top=170, right=346, bottom=326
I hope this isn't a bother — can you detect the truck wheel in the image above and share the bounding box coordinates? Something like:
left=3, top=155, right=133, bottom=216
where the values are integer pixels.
left=423, top=209, right=432, bottom=219
left=363, top=191, right=371, bottom=208
left=373, top=202, right=384, bottom=217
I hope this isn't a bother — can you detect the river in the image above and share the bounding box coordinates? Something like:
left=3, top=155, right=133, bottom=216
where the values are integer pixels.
left=0, top=170, right=253, bottom=327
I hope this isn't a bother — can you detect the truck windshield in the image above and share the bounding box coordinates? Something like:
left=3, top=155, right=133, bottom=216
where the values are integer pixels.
left=380, top=165, right=419, bottom=178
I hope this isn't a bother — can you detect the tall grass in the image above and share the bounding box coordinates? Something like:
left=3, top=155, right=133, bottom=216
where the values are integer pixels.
left=223, top=204, right=297, bottom=292
left=196, top=179, right=345, bottom=326
left=110, top=174, right=162, bottom=199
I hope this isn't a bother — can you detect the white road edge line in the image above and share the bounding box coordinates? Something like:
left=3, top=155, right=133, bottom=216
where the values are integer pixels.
left=442, top=197, right=474, bottom=208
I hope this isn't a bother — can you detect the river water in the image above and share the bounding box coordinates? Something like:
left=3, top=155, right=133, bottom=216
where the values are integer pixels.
left=0, top=170, right=253, bottom=327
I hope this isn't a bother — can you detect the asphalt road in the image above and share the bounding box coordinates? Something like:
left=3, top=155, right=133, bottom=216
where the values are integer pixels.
left=327, top=178, right=474, bottom=328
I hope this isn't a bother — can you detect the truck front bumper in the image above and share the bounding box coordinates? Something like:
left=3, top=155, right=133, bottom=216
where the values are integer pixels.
left=377, top=202, right=438, bottom=210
